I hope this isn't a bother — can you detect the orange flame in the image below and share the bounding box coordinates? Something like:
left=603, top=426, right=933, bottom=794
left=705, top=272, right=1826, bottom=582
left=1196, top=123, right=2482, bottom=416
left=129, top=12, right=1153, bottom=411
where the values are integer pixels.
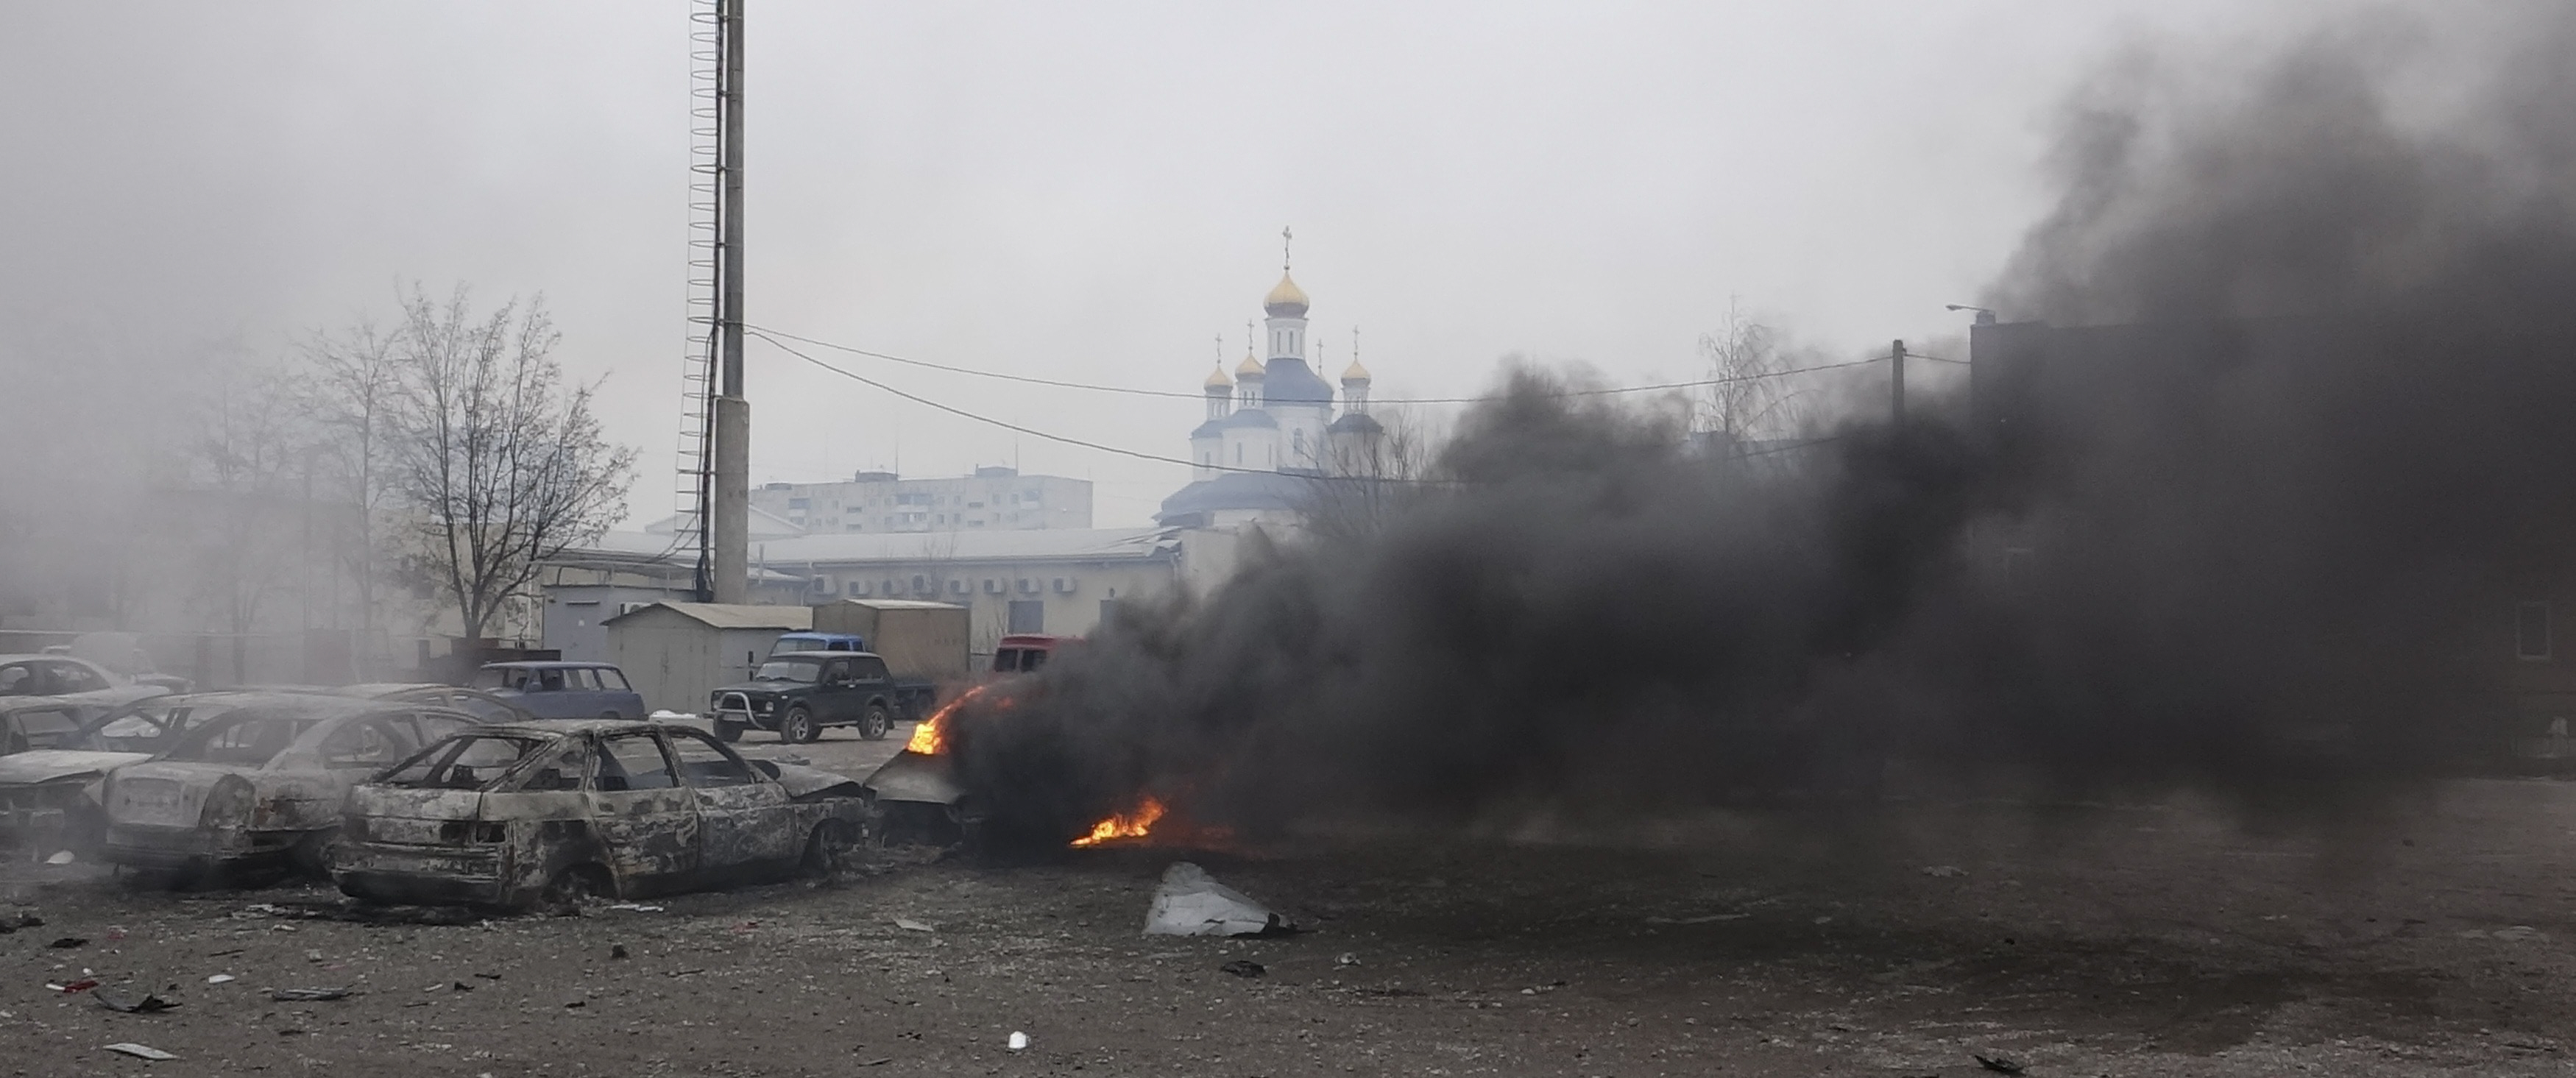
left=905, top=684, right=990, bottom=756
left=1069, top=796, right=1167, bottom=848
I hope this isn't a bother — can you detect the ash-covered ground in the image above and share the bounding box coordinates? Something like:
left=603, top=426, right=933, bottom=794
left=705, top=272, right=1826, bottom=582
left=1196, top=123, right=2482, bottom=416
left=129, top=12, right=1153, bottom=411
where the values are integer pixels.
left=4, top=725, right=2572, bottom=1077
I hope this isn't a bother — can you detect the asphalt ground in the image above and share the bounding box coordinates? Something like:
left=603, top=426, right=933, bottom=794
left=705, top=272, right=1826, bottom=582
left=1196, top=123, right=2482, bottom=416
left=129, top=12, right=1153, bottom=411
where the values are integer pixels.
left=2, top=723, right=2573, bottom=1077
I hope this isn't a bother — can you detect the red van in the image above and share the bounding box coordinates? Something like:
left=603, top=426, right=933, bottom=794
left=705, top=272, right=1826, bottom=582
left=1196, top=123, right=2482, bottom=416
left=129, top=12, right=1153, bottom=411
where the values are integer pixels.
left=990, top=635, right=1073, bottom=676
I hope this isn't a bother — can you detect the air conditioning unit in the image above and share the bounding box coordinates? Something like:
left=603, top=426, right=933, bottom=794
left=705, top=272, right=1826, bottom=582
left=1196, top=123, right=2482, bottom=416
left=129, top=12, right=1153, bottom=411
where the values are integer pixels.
left=618, top=601, right=654, bottom=615
left=1052, top=577, right=1077, bottom=595
left=848, top=579, right=872, bottom=596
left=810, top=575, right=832, bottom=592
left=885, top=579, right=902, bottom=596
left=983, top=578, right=1004, bottom=595
left=1017, top=578, right=1039, bottom=595
left=910, top=575, right=933, bottom=595
left=947, top=579, right=969, bottom=595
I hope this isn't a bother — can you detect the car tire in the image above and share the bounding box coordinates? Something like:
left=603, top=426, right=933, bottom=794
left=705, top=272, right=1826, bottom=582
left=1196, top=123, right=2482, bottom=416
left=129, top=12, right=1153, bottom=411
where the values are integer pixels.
left=539, top=864, right=612, bottom=914
left=801, top=820, right=856, bottom=879
left=713, top=720, right=745, bottom=743
left=857, top=703, right=893, bottom=741
left=290, top=827, right=340, bottom=877
left=779, top=706, right=818, bottom=744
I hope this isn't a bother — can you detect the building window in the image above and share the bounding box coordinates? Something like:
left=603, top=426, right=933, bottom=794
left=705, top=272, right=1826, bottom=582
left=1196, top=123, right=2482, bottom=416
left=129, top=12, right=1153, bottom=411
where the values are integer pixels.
left=1008, top=600, right=1044, bottom=634
left=2519, top=602, right=2552, bottom=660
left=1234, top=444, right=1242, bottom=464
left=1292, top=429, right=1306, bottom=459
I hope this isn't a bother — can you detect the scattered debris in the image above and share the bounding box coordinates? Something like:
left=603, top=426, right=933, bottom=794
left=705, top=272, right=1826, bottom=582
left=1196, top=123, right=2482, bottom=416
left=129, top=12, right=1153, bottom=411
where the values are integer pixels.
left=1975, top=1054, right=2026, bottom=1075
left=44, top=850, right=74, bottom=865
left=894, top=918, right=935, bottom=932
left=1144, top=862, right=1295, bottom=937
left=1007, top=1032, right=1030, bottom=1052
left=205, top=974, right=236, bottom=985
left=2494, top=925, right=2547, bottom=942
left=1644, top=912, right=1749, bottom=925
left=48, top=937, right=87, bottom=949
left=94, top=990, right=179, bottom=1014
left=1923, top=865, right=1967, bottom=879
left=608, top=904, right=665, bottom=913
left=0, top=912, right=45, bottom=933
left=50, top=979, right=100, bottom=993
left=611, top=944, right=631, bottom=960
left=1336, top=952, right=1361, bottom=966
left=268, top=987, right=353, bottom=1002
left=104, top=1043, right=177, bottom=1061
left=860, top=1057, right=893, bottom=1066
left=1219, top=960, right=1267, bottom=978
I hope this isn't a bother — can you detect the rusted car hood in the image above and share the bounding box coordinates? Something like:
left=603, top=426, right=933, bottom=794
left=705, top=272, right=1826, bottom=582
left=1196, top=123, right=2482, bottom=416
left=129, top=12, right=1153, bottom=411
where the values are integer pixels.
left=861, top=751, right=962, bottom=806
left=0, top=750, right=151, bottom=786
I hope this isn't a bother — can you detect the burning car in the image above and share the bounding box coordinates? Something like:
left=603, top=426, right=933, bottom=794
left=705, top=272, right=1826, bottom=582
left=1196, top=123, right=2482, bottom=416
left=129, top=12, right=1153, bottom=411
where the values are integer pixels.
left=331, top=720, right=870, bottom=910
left=0, top=692, right=298, bottom=858
left=100, top=695, right=487, bottom=880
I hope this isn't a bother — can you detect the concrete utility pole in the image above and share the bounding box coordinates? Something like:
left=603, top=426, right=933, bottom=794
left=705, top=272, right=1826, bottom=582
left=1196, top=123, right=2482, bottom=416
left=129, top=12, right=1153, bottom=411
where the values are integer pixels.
left=710, top=0, right=750, bottom=603
left=1890, top=338, right=1907, bottom=422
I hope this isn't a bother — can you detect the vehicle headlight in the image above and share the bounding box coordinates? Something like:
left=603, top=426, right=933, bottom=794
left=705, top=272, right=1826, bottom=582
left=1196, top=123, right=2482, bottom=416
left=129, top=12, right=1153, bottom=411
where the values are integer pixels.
left=200, top=776, right=255, bottom=830
left=756, top=699, right=775, bottom=713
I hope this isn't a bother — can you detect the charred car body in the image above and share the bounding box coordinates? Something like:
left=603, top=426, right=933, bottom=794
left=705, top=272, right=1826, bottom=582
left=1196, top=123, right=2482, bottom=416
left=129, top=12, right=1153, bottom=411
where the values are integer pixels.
left=707, top=650, right=901, bottom=744
left=0, top=692, right=300, bottom=857
left=101, top=696, right=484, bottom=879
left=332, top=720, right=870, bottom=909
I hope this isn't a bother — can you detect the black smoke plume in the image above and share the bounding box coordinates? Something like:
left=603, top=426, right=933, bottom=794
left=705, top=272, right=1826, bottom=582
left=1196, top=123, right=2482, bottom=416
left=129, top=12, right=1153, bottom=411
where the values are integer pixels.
left=949, top=6, right=2576, bottom=843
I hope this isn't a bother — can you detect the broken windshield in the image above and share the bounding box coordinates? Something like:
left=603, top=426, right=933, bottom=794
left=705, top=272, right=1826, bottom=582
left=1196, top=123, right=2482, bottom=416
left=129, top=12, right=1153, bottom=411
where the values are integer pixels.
left=754, top=658, right=824, bottom=683
left=160, top=713, right=326, bottom=767
left=379, top=734, right=549, bottom=790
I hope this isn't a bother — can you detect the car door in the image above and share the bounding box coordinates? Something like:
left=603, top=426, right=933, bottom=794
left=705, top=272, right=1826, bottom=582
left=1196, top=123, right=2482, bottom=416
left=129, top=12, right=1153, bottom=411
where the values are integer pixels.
left=586, top=732, right=698, bottom=888
left=814, top=658, right=857, bottom=724
left=594, top=668, right=644, bottom=719
left=40, top=660, right=113, bottom=695
left=664, top=727, right=798, bottom=870
left=0, top=662, right=40, bottom=696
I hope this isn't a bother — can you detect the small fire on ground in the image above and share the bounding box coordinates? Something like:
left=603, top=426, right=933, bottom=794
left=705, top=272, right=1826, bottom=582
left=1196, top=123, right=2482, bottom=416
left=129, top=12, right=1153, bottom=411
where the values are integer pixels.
left=1069, top=797, right=1167, bottom=848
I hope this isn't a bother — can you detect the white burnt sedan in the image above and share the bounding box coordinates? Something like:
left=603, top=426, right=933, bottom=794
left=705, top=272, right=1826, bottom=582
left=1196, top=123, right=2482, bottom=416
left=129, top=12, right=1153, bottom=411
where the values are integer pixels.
left=100, top=696, right=484, bottom=880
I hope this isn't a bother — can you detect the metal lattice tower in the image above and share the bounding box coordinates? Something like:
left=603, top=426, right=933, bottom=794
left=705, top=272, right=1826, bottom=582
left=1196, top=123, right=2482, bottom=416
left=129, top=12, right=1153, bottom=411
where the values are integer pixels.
left=673, top=0, right=726, bottom=597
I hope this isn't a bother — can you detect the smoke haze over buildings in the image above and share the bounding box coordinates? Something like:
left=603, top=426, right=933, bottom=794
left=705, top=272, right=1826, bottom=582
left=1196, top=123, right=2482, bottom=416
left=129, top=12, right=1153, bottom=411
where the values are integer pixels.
left=953, top=4, right=2576, bottom=842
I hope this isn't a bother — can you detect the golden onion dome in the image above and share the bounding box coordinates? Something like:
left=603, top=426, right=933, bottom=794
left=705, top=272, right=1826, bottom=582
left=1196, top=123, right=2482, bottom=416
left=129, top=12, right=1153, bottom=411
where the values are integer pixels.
left=1263, top=272, right=1310, bottom=316
left=1203, top=364, right=1233, bottom=391
left=1235, top=350, right=1265, bottom=379
left=1340, top=358, right=1372, bottom=383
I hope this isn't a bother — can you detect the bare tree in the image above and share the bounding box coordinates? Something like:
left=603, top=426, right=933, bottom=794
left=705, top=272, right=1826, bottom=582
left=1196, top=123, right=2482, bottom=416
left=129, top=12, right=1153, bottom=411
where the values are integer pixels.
left=184, top=349, right=313, bottom=681
left=298, top=317, right=401, bottom=667
left=1301, top=405, right=1440, bottom=545
left=386, top=285, right=636, bottom=641
left=1697, top=302, right=1808, bottom=451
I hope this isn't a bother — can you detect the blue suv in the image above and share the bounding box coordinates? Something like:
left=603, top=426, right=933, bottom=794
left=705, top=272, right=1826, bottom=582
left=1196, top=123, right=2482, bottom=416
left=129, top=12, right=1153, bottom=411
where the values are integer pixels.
left=473, top=662, right=648, bottom=720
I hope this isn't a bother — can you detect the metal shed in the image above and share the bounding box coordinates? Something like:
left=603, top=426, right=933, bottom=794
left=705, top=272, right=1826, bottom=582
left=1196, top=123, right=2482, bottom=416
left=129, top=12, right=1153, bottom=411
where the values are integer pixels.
left=604, top=603, right=810, bottom=715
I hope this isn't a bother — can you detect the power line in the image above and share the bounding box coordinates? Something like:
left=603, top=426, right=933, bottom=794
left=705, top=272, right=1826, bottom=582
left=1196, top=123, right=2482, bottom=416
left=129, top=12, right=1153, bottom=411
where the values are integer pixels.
left=749, top=328, right=1437, bottom=483
left=748, top=327, right=1866, bottom=486
left=747, top=324, right=1892, bottom=405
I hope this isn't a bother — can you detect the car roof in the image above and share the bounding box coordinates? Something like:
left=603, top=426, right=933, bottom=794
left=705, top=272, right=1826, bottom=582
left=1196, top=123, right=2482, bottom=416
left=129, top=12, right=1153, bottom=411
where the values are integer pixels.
left=769, top=650, right=882, bottom=660
left=0, top=653, right=100, bottom=664
left=478, top=661, right=615, bottom=670
left=459, top=718, right=676, bottom=738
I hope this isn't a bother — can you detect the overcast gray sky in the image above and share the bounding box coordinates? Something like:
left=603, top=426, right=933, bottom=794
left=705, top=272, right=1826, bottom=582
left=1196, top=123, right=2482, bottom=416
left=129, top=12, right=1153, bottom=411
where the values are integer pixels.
left=5, top=1, right=2371, bottom=526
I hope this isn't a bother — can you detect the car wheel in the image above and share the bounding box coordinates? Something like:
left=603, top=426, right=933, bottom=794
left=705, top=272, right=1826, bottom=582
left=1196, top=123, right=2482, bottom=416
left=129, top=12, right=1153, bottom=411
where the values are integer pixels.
left=290, top=827, right=340, bottom=876
left=779, top=706, right=817, bottom=744
left=539, top=864, right=612, bottom=914
left=801, top=820, right=857, bottom=879
left=713, top=720, right=745, bottom=743
left=857, top=703, right=893, bottom=741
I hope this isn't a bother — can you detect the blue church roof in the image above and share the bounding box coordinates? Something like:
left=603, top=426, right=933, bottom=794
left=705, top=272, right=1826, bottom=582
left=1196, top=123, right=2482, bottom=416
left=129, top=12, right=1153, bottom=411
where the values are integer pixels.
left=1258, top=359, right=1334, bottom=406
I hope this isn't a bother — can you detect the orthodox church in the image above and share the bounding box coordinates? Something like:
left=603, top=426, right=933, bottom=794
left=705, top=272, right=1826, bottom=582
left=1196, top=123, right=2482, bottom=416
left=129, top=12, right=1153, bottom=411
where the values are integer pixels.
left=1155, top=255, right=1385, bottom=528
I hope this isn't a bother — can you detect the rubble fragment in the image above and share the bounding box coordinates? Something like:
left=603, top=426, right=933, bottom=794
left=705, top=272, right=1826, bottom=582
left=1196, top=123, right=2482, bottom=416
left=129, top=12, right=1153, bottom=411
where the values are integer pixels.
left=93, top=990, right=178, bottom=1013
left=1974, top=1054, right=2025, bottom=1075
left=268, top=987, right=353, bottom=1001
left=1218, top=960, right=1266, bottom=978
left=103, top=1043, right=177, bottom=1060
left=1144, top=862, right=1294, bottom=937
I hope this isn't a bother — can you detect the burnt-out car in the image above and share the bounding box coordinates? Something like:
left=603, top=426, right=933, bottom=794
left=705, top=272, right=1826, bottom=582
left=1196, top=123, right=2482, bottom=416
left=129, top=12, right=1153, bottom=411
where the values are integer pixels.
left=100, top=697, right=485, bottom=879
left=0, top=692, right=300, bottom=858
left=332, top=684, right=534, bottom=724
left=331, top=720, right=871, bottom=910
